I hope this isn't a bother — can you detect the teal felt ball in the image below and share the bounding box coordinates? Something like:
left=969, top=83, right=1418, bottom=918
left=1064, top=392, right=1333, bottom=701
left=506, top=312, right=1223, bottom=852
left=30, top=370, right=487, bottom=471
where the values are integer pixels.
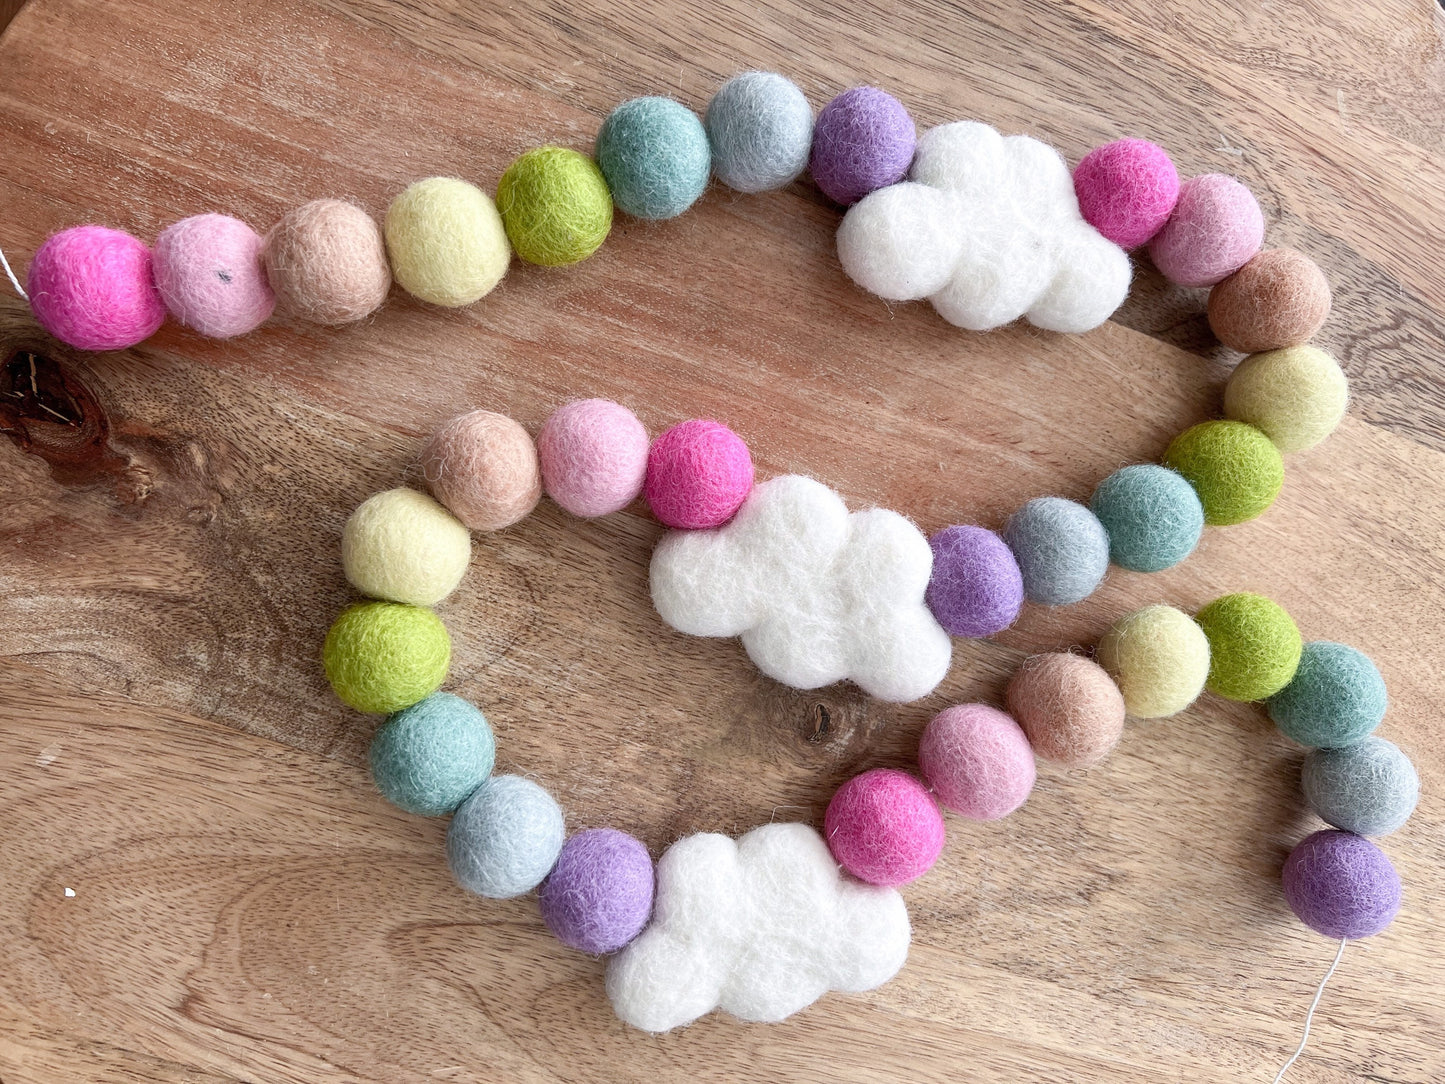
left=370, top=692, right=496, bottom=816
left=1269, top=641, right=1388, bottom=748
left=595, top=97, right=711, bottom=219
left=1089, top=464, right=1204, bottom=573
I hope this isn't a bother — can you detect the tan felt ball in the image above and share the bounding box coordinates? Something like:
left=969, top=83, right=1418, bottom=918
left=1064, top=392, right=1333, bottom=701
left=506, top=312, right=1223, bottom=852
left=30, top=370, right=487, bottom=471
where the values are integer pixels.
left=1206, top=247, right=1331, bottom=353
left=422, top=410, right=542, bottom=531
left=1006, top=652, right=1126, bottom=767
left=263, top=199, right=392, bottom=325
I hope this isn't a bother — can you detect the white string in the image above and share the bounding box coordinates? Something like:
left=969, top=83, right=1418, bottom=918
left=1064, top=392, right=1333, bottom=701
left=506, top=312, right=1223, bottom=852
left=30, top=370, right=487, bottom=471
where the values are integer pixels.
left=0, top=243, right=26, bottom=301
left=1272, top=937, right=1348, bottom=1083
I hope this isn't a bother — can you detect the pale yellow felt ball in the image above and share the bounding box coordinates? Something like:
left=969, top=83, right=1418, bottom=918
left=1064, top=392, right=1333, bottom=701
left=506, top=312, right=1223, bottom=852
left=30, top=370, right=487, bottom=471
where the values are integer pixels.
left=384, top=177, right=511, bottom=307
left=342, top=488, right=472, bottom=606
left=1223, top=345, right=1349, bottom=453
left=1097, top=604, right=1211, bottom=719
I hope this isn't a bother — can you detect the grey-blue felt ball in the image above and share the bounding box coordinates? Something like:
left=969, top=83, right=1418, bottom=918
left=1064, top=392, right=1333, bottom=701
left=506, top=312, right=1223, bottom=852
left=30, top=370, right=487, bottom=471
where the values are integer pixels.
left=446, top=775, right=565, bottom=899
left=1303, top=737, right=1419, bottom=836
left=370, top=692, right=495, bottom=816
left=1089, top=463, right=1205, bottom=573
left=1002, top=496, right=1110, bottom=605
left=705, top=71, right=813, bottom=193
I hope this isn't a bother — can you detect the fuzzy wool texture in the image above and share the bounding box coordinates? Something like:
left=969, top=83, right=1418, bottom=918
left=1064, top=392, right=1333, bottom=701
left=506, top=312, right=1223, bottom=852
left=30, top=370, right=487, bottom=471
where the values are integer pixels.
left=322, top=602, right=451, bottom=714
left=1096, top=604, right=1210, bottom=719
left=918, top=704, right=1036, bottom=820
left=824, top=769, right=945, bottom=886
left=1089, top=464, right=1204, bottom=572
left=605, top=822, right=910, bottom=1032
left=809, top=86, right=916, bottom=206
left=446, top=774, right=565, bottom=899
left=1002, top=496, right=1110, bottom=606
left=1269, top=640, right=1387, bottom=748
left=1147, top=173, right=1264, bottom=287
left=152, top=213, right=274, bottom=338
left=649, top=475, right=952, bottom=702
left=369, top=692, right=495, bottom=816
left=422, top=410, right=542, bottom=531
left=384, top=177, right=511, bottom=307
left=1206, top=248, right=1331, bottom=353
left=1006, top=653, right=1126, bottom=767
left=643, top=419, right=754, bottom=529
left=495, top=147, right=613, bottom=266
left=837, top=122, right=1131, bottom=333
left=705, top=72, right=814, bottom=193
left=1281, top=829, right=1401, bottom=939
left=26, top=225, right=167, bottom=350
left=1303, top=738, right=1419, bottom=837
left=595, top=97, right=711, bottom=220
left=1071, top=138, right=1180, bottom=249
left=538, top=398, right=649, bottom=517
left=1194, top=593, right=1302, bottom=702
left=538, top=828, right=655, bottom=954
left=925, top=525, right=1024, bottom=637
left=1164, top=419, right=1284, bottom=526
left=341, top=488, right=472, bottom=606
left=262, top=199, right=392, bottom=325
left=1223, top=345, right=1349, bottom=453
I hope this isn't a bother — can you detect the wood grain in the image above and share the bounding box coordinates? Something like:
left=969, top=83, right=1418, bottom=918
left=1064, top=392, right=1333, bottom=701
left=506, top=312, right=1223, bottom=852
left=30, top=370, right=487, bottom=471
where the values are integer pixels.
left=1, top=1, right=1443, bottom=1081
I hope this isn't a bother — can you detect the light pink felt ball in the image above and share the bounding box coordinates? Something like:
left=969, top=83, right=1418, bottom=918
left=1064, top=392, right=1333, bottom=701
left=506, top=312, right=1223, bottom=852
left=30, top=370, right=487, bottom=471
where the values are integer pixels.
left=1147, top=174, right=1264, bottom=288
left=918, top=704, right=1036, bottom=820
left=25, top=225, right=167, bottom=350
left=824, top=768, right=945, bottom=886
left=1073, top=138, right=1180, bottom=249
left=643, top=418, right=754, bottom=530
left=153, top=213, right=276, bottom=338
left=537, top=399, right=650, bottom=517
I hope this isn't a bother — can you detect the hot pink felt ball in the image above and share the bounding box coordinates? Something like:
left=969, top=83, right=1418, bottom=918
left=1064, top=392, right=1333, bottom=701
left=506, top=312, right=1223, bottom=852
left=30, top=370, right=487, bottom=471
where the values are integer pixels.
left=153, top=213, right=276, bottom=338
left=25, top=225, right=167, bottom=350
left=644, top=419, right=754, bottom=529
left=824, top=768, right=945, bottom=886
left=1148, top=174, right=1264, bottom=288
left=537, top=399, right=650, bottom=517
left=1073, top=138, right=1180, bottom=249
left=918, top=704, right=1036, bottom=820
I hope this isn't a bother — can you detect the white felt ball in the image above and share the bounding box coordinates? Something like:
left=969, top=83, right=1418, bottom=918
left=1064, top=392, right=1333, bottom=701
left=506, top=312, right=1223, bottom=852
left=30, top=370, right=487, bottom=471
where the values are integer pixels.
left=341, top=488, right=472, bottom=606
left=705, top=71, right=814, bottom=193
left=446, top=775, right=565, bottom=899
left=837, top=182, right=965, bottom=301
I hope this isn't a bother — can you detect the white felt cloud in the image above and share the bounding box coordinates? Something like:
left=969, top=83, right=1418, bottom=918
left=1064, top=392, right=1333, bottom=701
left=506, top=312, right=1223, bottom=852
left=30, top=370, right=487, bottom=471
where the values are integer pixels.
left=837, top=121, right=1132, bottom=333
left=606, top=822, right=911, bottom=1031
left=649, top=474, right=952, bottom=702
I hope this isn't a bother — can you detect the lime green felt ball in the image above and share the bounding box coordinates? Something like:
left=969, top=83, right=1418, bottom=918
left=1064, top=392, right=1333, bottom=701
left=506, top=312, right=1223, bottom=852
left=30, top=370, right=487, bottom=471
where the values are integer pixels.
left=496, top=147, right=613, bottom=266
left=323, top=602, right=451, bottom=713
left=1194, top=593, right=1302, bottom=702
left=1163, top=420, right=1284, bottom=526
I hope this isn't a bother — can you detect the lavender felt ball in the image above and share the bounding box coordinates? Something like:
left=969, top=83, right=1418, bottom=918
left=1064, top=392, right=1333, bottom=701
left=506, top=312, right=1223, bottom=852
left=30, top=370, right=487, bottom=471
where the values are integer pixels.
left=925, top=525, right=1024, bottom=638
left=1282, top=830, right=1402, bottom=939
left=809, top=86, right=916, bottom=205
left=538, top=828, right=654, bottom=954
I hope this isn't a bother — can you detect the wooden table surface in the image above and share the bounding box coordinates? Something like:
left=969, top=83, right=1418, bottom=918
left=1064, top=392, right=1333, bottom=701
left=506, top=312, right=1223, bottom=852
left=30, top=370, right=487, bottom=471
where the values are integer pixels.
left=2, top=1, right=1443, bottom=1081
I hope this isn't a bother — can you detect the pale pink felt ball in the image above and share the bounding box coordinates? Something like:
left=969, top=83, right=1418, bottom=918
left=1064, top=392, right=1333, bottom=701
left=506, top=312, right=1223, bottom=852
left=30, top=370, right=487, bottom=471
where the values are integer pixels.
left=25, top=225, right=166, bottom=350
left=918, top=704, right=1036, bottom=821
left=537, top=399, right=650, bottom=517
left=824, top=768, right=945, bottom=886
left=1073, top=138, right=1180, bottom=249
left=1147, top=174, right=1264, bottom=288
left=643, top=418, right=754, bottom=529
left=153, top=213, right=276, bottom=338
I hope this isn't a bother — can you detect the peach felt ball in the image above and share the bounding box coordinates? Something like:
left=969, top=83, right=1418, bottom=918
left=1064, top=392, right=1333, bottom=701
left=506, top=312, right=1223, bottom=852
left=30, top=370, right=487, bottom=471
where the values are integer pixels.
left=644, top=419, right=754, bottom=529
left=25, top=225, right=167, bottom=350
left=537, top=399, right=650, bottom=517
left=152, top=213, right=276, bottom=338
left=824, top=768, right=945, bottom=886
left=421, top=410, right=542, bottom=531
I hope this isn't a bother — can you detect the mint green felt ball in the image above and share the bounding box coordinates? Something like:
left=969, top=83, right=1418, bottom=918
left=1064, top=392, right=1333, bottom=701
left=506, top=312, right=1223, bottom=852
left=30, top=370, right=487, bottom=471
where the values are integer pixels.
left=370, top=692, right=495, bottom=815
left=1269, top=641, right=1388, bottom=748
left=323, top=602, right=451, bottom=714
left=595, top=97, right=711, bottom=220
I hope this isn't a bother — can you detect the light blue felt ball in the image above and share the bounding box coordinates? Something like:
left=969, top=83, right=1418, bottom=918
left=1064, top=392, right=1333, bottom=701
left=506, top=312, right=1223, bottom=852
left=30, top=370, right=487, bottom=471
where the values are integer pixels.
left=705, top=72, right=813, bottom=193
left=369, top=692, right=495, bottom=816
left=446, top=774, right=565, bottom=899
left=1002, top=496, right=1110, bottom=605
left=1089, top=463, right=1204, bottom=573
left=1269, top=641, right=1388, bottom=748
left=595, top=97, right=711, bottom=219
left=1303, top=737, right=1419, bottom=836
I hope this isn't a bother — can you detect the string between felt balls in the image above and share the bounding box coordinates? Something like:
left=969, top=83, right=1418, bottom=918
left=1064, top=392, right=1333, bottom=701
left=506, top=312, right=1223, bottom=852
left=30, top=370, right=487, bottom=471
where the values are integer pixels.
left=1272, top=937, right=1348, bottom=1084
left=0, top=243, right=27, bottom=301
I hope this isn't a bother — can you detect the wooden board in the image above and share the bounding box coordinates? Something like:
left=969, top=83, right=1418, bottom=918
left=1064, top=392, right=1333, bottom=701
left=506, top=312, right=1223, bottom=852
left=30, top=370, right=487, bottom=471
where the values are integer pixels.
left=1, top=1, right=1443, bottom=1080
